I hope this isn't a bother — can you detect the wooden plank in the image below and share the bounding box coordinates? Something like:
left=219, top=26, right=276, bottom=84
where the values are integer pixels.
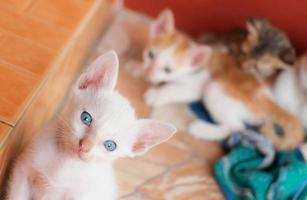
left=0, top=32, right=56, bottom=76
left=0, top=61, right=39, bottom=125
left=0, top=7, right=69, bottom=50
left=27, top=0, right=96, bottom=31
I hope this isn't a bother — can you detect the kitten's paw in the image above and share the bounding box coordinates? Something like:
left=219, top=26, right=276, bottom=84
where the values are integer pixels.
left=144, top=88, right=165, bottom=107
left=188, top=121, right=207, bottom=139
left=188, top=120, right=229, bottom=141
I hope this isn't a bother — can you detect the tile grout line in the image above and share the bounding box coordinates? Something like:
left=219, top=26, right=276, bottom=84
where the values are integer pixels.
left=0, top=59, right=39, bottom=80
left=120, top=153, right=197, bottom=199
left=16, top=0, right=70, bottom=36
left=0, top=28, right=57, bottom=53
left=0, top=4, right=70, bottom=36
left=0, top=59, right=41, bottom=126
left=22, top=0, right=36, bottom=12
left=0, top=120, right=13, bottom=127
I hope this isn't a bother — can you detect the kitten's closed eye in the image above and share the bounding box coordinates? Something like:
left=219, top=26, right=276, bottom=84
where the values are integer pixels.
left=104, top=140, right=117, bottom=151
left=81, top=111, right=92, bottom=126
left=163, top=66, right=172, bottom=73
left=148, top=50, right=155, bottom=59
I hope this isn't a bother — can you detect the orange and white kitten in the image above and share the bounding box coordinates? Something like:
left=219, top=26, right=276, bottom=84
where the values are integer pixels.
left=6, top=51, right=176, bottom=200
left=143, top=9, right=211, bottom=104
left=143, top=10, right=304, bottom=150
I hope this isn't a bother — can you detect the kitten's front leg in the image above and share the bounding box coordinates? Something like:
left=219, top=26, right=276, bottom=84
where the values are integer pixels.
left=144, top=72, right=207, bottom=107
left=6, top=164, right=31, bottom=200
left=144, top=83, right=202, bottom=107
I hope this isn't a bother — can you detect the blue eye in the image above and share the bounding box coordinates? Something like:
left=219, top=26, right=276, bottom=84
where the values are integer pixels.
left=81, top=111, right=92, bottom=126
left=104, top=140, right=117, bottom=151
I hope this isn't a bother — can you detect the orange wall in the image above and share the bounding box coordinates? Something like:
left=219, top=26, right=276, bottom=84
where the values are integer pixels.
left=125, top=0, right=307, bottom=53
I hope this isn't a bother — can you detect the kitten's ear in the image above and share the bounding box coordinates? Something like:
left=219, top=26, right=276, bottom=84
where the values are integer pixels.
left=77, top=51, right=119, bottom=91
left=279, top=48, right=296, bottom=65
left=246, top=17, right=270, bottom=35
left=130, top=119, right=176, bottom=155
left=150, top=9, right=175, bottom=38
left=246, top=17, right=259, bottom=36
left=189, top=45, right=212, bottom=67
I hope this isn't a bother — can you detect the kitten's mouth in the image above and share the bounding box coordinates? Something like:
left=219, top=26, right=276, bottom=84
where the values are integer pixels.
left=75, top=148, right=89, bottom=161
left=77, top=147, right=82, bottom=156
left=73, top=146, right=82, bottom=158
left=74, top=142, right=92, bottom=161
left=72, top=142, right=84, bottom=159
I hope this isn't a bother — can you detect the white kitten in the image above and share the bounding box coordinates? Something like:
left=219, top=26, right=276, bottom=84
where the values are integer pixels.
left=6, top=51, right=176, bottom=200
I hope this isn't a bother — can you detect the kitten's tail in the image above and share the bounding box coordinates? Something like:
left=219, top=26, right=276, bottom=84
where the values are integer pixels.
left=259, top=98, right=305, bottom=150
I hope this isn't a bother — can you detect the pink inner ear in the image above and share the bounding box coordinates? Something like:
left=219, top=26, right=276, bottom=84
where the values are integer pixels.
left=132, top=134, right=151, bottom=153
left=131, top=120, right=176, bottom=154
left=192, top=52, right=205, bottom=66
left=132, top=132, right=161, bottom=153
left=132, top=139, right=146, bottom=153
left=78, top=67, right=105, bottom=90
left=155, top=20, right=168, bottom=36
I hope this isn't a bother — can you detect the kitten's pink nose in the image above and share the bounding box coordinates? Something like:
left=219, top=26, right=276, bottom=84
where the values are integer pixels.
left=78, top=138, right=93, bottom=153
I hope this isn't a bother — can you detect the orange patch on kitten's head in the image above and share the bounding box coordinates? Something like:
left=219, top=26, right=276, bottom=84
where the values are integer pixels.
left=143, top=9, right=212, bottom=84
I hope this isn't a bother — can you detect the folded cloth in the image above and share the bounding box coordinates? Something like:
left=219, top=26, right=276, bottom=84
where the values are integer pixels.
left=215, top=131, right=307, bottom=200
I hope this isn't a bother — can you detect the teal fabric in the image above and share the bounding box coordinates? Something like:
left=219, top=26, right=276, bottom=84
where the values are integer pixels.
left=215, top=145, right=307, bottom=200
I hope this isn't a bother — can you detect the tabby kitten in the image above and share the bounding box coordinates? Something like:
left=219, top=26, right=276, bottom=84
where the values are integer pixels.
left=241, top=17, right=296, bottom=80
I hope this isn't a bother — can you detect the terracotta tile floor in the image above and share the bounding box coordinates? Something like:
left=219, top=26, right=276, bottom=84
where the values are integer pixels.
left=92, top=10, right=224, bottom=199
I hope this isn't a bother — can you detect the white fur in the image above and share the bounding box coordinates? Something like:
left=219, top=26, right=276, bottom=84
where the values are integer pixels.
left=189, top=120, right=233, bottom=140
left=7, top=51, right=176, bottom=200
left=143, top=50, right=248, bottom=139
left=144, top=62, right=258, bottom=140
left=274, top=66, right=307, bottom=155
left=9, top=127, right=117, bottom=200
left=300, top=142, right=307, bottom=160
left=204, top=82, right=257, bottom=127
left=189, top=82, right=255, bottom=140
left=145, top=71, right=209, bottom=106
left=273, top=68, right=307, bottom=126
